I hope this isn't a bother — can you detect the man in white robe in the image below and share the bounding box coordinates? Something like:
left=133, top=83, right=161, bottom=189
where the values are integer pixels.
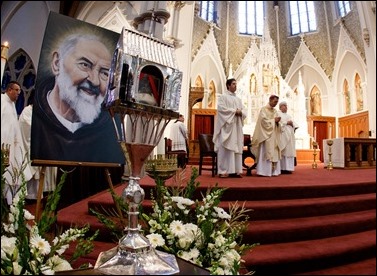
left=169, top=114, right=188, bottom=168
left=277, top=101, right=298, bottom=173
left=213, top=78, right=246, bottom=178
left=19, top=100, right=57, bottom=200
left=1, top=81, right=32, bottom=204
left=251, top=95, right=282, bottom=177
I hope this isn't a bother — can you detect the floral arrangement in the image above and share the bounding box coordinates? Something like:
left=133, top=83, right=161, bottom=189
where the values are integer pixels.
left=1, top=150, right=98, bottom=275
left=93, top=167, right=258, bottom=275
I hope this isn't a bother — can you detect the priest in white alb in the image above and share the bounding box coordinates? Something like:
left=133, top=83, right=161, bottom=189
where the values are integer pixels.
left=277, top=101, right=298, bottom=173
left=213, top=78, right=246, bottom=178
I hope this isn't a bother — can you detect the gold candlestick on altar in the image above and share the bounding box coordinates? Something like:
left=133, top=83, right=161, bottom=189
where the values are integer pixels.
left=312, top=141, right=318, bottom=169
left=1, top=143, right=10, bottom=167
left=326, top=140, right=334, bottom=170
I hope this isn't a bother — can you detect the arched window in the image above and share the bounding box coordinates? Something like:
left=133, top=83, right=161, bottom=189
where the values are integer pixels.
left=2, top=49, right=36, bottom=115
left=289, top=1, right=317, bottom=35
left=337, top=1, right=351, bottom=17
left=199, top=1, right=218, bottom=24
left=238, top=1, right=264, bottom=36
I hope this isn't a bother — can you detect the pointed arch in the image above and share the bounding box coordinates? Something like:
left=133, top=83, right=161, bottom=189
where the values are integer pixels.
left=2, top=48, right=36, bottom=115
left=195, top=75, right=204, bottom=87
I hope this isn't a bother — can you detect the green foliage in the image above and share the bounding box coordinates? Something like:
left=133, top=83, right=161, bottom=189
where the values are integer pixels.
left=1, top=154, right=98, bottom=274
left=94, top=167, right=259, bottom=275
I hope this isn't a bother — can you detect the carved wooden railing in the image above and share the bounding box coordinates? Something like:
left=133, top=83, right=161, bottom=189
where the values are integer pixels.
left=344, top=138, right=376, bottom=168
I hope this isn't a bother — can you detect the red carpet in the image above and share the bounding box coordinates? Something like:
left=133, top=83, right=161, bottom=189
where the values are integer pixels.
left=56, top=164, right=376, bottom=274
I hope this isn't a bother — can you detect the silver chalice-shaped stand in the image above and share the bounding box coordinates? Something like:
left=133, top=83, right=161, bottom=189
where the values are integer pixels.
left=94, top=27, right=182, bottom=275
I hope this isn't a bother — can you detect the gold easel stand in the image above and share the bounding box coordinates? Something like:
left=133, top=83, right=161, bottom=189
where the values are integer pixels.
left=326, top=140, right=334, bottom=170
left=312, top=141, right=318, bottom=169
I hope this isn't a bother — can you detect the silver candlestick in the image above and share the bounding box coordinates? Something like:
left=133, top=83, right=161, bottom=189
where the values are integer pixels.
left=95, top=106, right=179, bottom=275
left=95, top=27, right=182, bottom=275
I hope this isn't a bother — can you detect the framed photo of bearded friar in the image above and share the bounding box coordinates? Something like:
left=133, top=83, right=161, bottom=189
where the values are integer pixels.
left=31, top=12, right=125, bottom=167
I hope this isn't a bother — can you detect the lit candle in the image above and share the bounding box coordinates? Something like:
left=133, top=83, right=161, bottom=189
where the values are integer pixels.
left=314, top=126, right=317, bottom=142
left=329, top=124, right=332, bottom=139
left=1, top=41, right=9, bottom=82
left=1, top=41, right=9, bottom=60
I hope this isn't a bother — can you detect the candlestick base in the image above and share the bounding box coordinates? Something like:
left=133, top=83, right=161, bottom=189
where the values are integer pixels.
left=326, top=140, right=334, bottom=170
left=95, top=245, right=179, bottom=275
left=312, top=141, right=318, bottom=169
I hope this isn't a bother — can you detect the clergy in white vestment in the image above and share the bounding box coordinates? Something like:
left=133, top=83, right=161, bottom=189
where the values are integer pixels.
left=169, top=114, right=188, bottom=168
left=213, top=78, right=246, bottom=178
left=277, top=101, right=298, bottom=173
left=19, top=102, right=57, bottom=200
left=251, top=94, right=282, bottom=177
left=1, top=81, right=32, bottom=204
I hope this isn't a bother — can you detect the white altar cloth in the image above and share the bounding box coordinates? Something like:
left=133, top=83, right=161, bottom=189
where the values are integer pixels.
left=323, top=138, right=345, bottom=168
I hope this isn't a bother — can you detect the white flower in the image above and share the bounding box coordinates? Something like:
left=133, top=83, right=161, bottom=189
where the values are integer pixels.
left=30, top=234, right=51, bottom=256
left=23, top=209, right=35, bottom=220
left=178, top=236, right=191, bottom=249
left=179, top=251, right=189, bottom=260
left=46, top=255, right=73, bottom=272
left=219, top=256, right=230, bottom=267
left=40, top=265, right=55, bottom=275
left=12, top=261, right=23, bottom=275
left=185, top=223, right=200, bottom=242
left=227, top=249, right=240, bottom=261
left=55, top=244, right=69, bottom=255
left=215, top=234, right=226, bottom=247
left=171, top=196, right=195, bottom=210
left=188, top=248, right=200, bottom=260
left=169, top=220, right=186, bottom=237
left=146, top=233, right=165, bottom=248
left=213, top=207, right=231, bottom=220
left=214, top=267, right=225, bottom=275
left=140, top=167, right=254, bottom=275
left=1, top=165, right=95, bottom=275
left=1, top=236, right=17, bottom=259
left=148, top=219, right=160, bottom=229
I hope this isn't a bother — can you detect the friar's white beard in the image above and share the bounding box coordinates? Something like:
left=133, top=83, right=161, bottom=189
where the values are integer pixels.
left=56, top=68, right=104, bottom=125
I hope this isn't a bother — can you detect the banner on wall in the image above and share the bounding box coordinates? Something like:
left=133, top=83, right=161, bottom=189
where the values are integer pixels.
left=31, top=12, right=125, bottom=166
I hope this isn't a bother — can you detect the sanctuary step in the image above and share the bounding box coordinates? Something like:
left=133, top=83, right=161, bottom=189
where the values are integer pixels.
left=56, top=164, right=376, bottom=275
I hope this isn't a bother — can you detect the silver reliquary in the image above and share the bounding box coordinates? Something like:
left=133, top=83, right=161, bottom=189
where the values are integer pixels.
left=104, top=27, right=182, bottom=116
